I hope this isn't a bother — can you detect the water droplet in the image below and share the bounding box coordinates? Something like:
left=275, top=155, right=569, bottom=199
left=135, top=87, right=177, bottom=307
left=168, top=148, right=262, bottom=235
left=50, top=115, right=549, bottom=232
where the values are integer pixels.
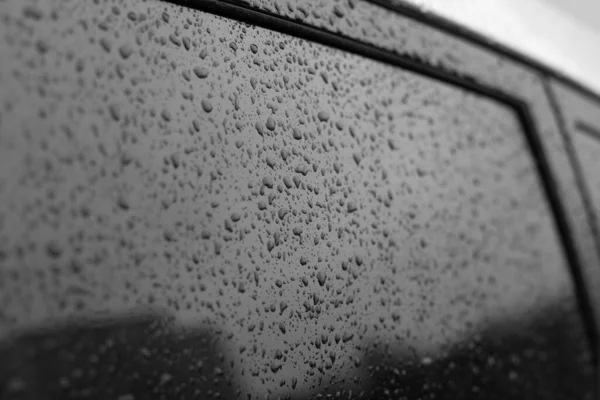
left=317, top=110, right=330, bottom=122
left=270, top=360, right=282, bottom=373
left=117, top=195, right=130, bottom=210
left=278, top=208, right=288, bottom=220
left=262, top=176, right=274, bottom=188
left=118, top=44, right=133, bottom=59
left=182, top=37, right=191, bottom=51
left=22, top=5, right=43, bottom=20
left=36, top=40, right=49, bottom=54
left=46, top=241, right=63, bottom=259
left=342, top=332, right=354, bottom=343
left=169, top=34, right=181, bottom=47
left=109, top=104, right=121, bottom=122
left=292, top=128, right=302, bottom=140
left=201, top=99, right=213, bottom=113
left=280, top=301, right=288, bottom=314
left=194, top=66, right=209, bottom=79
left=99, top=38, right=112, bottom=53
left=421, top=357, right=433, bottom=365
left=316, top=271, right=327, bottom=286
left=347, top=202, right=357, bottom=213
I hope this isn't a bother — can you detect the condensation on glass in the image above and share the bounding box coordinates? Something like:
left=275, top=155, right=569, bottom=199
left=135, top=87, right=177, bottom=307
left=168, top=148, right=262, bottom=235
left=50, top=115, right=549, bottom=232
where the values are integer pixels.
left=0, top=1, right=594, bottom=399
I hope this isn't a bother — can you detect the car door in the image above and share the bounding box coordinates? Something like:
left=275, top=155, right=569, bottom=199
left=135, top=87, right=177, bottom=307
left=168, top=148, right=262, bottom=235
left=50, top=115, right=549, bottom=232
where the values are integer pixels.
left=0, top=1, right=597, bottom=399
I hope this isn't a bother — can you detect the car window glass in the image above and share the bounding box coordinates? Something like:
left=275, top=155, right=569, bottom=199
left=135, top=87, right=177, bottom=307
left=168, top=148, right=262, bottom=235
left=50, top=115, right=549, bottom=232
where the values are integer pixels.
left=0, top=2, right=594, bottom=399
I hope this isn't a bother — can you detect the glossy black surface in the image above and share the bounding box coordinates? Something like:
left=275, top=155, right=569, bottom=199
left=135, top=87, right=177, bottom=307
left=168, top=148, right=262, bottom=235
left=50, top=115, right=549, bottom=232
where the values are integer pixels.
left=0, top=0, right=595, bottom=399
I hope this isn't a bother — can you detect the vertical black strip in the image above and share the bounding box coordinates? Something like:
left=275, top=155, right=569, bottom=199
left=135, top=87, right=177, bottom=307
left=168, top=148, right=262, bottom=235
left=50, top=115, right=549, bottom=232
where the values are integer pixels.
left=517, top=99, right=598, bottom=366
left=544, top=81, right=600, bottom=361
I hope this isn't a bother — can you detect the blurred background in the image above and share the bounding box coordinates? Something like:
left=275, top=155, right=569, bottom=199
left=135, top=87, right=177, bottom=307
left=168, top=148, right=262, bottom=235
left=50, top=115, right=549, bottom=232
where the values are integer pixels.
left=410, top=0, right=600, bottom=94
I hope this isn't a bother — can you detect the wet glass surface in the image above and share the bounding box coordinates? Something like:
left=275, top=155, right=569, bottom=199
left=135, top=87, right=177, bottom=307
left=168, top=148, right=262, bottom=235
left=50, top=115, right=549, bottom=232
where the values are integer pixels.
left=0, top=1, right=595, bottom=399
